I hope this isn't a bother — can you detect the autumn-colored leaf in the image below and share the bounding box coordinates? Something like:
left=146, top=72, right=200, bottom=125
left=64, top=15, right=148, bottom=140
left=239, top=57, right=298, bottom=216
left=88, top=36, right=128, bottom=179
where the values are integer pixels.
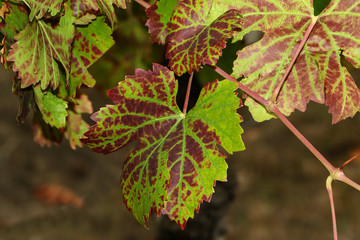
left=0, top=1, right=28, bottom=66
left=66, top=111, right=90, bottom=149
left=69, top=16, right=114, bottom=97
left=81, top=63, right=244, bottom=228
left=65, top=94, right=93, bottom=149
left=232, top=0, right=360, bottom=124
left=7, top=6, right=75, bottom=89
left=24, top=0, right=63, bottom=21
left=146, top=0, right=242, bottom=76
left=145, top=0, right=177, bottom=45
left=70, top=0, right=97, bottom=19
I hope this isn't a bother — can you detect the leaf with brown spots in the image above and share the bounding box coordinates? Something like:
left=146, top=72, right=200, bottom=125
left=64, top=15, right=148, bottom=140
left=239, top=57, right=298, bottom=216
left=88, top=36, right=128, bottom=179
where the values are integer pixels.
left=33, top=85, right=68, bottom=129
left=0, top=1, right=28, bottom=67
left=24, top=0, right=63, bottom=21
left=7, top=5, right=75, bottom=90
left=69, top=16, right=114, bottom=97
left=146, top=0, right=242, bottom=76
left=65, top=94, right=93, bottom=149
left=232, top=0, right=360, bottom=124
left=81, top=63, right=244, bottom=228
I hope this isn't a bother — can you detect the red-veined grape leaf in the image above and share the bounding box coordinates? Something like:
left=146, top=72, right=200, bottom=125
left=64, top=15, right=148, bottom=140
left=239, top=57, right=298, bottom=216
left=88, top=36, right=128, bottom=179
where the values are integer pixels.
left=33, top=85, right=68, bottom=129
left=146, top=0, right=242, bottom=76
left=145, top=0, right=177, bottom=45
left=232, top=0, right=360, bottom=124
left=7, top=5, right=75, bottom=90
left=69, top=16, right=114, bottom=97
left=81, top=63, right=244, bottom=228
left=24, top=0, right=63, bottom=21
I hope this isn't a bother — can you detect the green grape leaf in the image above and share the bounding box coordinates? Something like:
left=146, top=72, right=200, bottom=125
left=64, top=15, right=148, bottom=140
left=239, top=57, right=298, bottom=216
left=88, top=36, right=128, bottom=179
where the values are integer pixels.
left=146, top=0, right=242, bottom=76
left=232, top=0, right=360, bottom=124
left=69, top=16, right=114, bottom=97
left=0, top=1, right=28, bottom=67
left=81, top=63, right=244, bottom=228
left=65, top=94, right=92, bottom=149
left=33, top=86, right=68, bottom=129
left=97, top=0, right=126, bottom=29
left=74, top=13, right=96, bottom=25
left=7, top=6, right=75, bottom=90
left=24, top=0, right=63, bottom=21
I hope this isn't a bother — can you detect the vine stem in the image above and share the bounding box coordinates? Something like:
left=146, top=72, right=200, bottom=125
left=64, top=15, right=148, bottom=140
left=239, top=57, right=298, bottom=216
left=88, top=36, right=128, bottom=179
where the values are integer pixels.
left=183, top=72, right=194, bottom=115
left=326, top=176, right=338, bottom=240
left=211, top=65, right=360, bottom=191
left=134, top=0, right=151, bottom=9
left=271, top=16, right=318, bottom=103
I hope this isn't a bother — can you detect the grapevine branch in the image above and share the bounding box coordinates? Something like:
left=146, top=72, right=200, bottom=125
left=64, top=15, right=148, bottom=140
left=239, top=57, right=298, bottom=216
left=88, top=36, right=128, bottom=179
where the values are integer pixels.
left=134, top=0, right=151, bottom=9
left=212, top=64, right=360, bottom=192
left=326, top=176, right=338, bottom=240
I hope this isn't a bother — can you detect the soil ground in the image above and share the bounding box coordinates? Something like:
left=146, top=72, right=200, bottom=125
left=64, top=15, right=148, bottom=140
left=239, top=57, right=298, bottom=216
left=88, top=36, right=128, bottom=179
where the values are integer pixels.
left=0, top=64, right=360, bottom=240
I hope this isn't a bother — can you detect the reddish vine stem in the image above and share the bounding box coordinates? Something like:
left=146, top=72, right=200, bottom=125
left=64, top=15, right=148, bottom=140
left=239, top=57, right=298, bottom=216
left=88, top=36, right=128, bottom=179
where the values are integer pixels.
left=326, top=176, right=338, bottom=240
left=340, top=152, right=360, bottom=170
left=212, top=64, right=360, bottom=191
left=134, top=0, right=151, bottom=9
left=271, top=16, right=318, bottom=103
left=183, top=72, right=194, bottom=115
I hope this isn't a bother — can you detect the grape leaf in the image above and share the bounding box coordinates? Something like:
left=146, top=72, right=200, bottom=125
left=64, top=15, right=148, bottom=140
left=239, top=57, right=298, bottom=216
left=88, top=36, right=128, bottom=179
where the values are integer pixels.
left=24, top=0, right=63, bottom=21
left=70, top=0, right=97, bottom=18
left=7, top=6, right=75, bottom=90
left=97, top=0, right=126, bottom=29
left=146, top=0, right=242, bottom=76
left=33, top=86, right=68, bottom=129
left=81, top=63, right=244, bottom=228
left=65, top=94, right=92, bottom=149
left=232, top=0, right=360, bottom=124
left=66, top=111, right=90, bottom=149
left=0, top=1, right=28, bottom=67
left=69, top=16, right=114, bottom=97
left=145, top=0, right=177, bottom=45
